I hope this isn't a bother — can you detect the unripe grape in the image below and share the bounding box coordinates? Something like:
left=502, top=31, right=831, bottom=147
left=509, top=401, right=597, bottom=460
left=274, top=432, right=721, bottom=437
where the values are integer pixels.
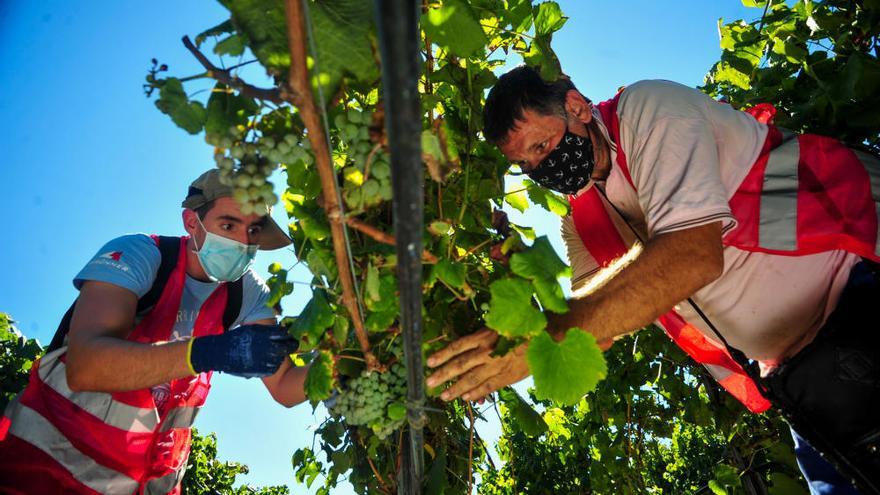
left=235, top=174, right=252, bottom=188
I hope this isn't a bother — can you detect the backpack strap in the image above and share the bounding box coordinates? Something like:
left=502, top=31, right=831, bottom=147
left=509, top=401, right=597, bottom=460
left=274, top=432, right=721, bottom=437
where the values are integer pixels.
left=137, top=236, right=181, bottom=314
left=222, top=277, right=244, bottom=331
left=46, top=236, right=181, bottom=353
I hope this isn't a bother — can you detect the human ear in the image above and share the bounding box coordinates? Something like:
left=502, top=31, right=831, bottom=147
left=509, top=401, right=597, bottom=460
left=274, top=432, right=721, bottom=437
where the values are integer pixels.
left=182, top=209, right=199, bottom=236
left=565, top=89, right=593, bottom=124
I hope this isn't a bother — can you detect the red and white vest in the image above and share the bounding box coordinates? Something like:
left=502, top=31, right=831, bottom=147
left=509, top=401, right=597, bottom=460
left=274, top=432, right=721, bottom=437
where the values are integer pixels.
left=0, top=236, right=231, bottom=494
left=570, top=93, right=880, bottom=413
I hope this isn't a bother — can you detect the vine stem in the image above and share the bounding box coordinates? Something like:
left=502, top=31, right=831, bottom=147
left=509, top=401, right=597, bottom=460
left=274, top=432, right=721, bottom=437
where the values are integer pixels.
left=345, top=216, right=439, bottom=263
left=366, top=454, right=392, bottom=495
left=181, top=36, right=283, bottom=104
left=362, top=142, right=383, bottom=182
left=282, top=0, right=378, bottom=371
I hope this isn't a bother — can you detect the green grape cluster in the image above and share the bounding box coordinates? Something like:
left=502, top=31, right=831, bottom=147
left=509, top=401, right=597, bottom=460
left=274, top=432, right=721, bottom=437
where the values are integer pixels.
left=335, top=109, right=393, bottom=210
left=259, top=133, right=313, bottom=167
left=329, top=363, right=408, bottom=440
left=212, top=137, right=277, bottom=216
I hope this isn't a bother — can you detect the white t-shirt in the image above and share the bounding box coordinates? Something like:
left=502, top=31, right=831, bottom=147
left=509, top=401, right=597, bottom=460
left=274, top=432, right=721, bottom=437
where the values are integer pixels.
left=563, top=80, right=859, bottom=365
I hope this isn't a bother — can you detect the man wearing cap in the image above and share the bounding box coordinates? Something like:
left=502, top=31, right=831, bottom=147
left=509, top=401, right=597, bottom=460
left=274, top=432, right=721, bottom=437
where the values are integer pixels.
left=0, top=169, right=305, bottom=495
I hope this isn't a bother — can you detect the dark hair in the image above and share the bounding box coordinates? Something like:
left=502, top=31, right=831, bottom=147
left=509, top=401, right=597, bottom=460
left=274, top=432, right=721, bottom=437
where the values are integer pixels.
left=483, top=65, right=578, bottom=144
left=193, top=200, right=215, bottom=220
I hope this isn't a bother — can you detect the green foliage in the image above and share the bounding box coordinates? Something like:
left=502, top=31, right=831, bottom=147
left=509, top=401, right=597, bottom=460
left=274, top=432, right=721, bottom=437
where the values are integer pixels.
left=480, top=329, right=807, bottom=495
left=183, top=428, right=290, bottom=495
left=527, top=329, right=607, bottom=405
left=155, top=78, right=208, bottom=135
left=0, top=313, right=42, bottom=412
left=702, top=0, right=880, bottom=153
left=423, top=0, right=489, bottom=58
left=485, top=278, right=547, bottom=338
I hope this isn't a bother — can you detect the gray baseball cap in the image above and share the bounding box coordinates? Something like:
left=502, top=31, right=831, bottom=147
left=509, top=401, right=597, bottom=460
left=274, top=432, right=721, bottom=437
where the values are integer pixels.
left=182, top=169, right=292, bottom=251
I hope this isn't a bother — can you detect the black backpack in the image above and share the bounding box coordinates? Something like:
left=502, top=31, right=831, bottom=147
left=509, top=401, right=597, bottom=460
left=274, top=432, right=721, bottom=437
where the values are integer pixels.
left=47, top=236, right=242, bottom=352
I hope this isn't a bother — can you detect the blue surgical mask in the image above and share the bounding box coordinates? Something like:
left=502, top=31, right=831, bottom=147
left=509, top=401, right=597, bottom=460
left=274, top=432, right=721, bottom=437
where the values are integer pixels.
left=193, top=217, right=259, bottom=282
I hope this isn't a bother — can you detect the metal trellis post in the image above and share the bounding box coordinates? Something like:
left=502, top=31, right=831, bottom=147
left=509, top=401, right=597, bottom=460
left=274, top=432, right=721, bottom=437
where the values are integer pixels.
left=373, top=0, right=426, bottom=493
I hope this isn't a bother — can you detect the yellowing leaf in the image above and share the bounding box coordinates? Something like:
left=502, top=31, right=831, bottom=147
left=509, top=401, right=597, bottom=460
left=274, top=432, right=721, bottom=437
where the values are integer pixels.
left=304, top=350, right=334, bottom=401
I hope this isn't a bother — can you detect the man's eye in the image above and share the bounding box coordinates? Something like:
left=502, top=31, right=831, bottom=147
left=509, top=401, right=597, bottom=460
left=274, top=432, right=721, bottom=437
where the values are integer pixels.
left=221, top=224, right=233, bottom=231
left=247, top=226, right=263, bottom=236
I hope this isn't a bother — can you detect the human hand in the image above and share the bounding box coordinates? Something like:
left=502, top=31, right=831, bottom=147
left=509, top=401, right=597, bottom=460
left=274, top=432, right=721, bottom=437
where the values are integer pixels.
left=188, top=324, right=298, bottom=378
left=425, top=328, right=530, bottom=402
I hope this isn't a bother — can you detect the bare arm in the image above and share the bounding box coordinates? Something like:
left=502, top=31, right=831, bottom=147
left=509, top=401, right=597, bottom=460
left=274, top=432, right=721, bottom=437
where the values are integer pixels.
left=426, top=221, right=724, bottom=400
left=65, top=281, right=193, bottom=392
left=549, top=220, right=724, bottom=342
left=262, top=357, right=309, bottom=407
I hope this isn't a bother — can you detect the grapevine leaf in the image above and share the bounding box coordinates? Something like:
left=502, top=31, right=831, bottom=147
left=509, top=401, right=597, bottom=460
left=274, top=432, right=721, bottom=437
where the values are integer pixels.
left=527, top=329, right=607, bottom=405
left=154, top=78, right=206, bottom=135
left=768, top=472, right=805, bottom=495
left=771, top=37, right=808, bottom=64
left=533, top=1, right=567, bottom=36
left=502, top=0, right=533, bottom=33
left=425, top=447, right=449, bottom=495
left=195, top=19, right=235, bottom=47
left=422, top=0, right=488, bottom=58
left=291, top=290, right=335, bottom=345
left=205, top=83, right=258, bottom=138
left=305, top=247, right=337, bottom=281
left=213, top=34, right=246, bottom=56
left=364, top=275, right=398, bottom=312
left=708, top=480, right=728, bottom=495
left=509, top=236, right=569, bottom=280
left=330, top=450, right=351, bottom=473
left=332, top=317, right=349, bottom=345
left=309, top=0, right=379, bottom=93
left=485, top=278, right=546, bottom=338
left=521, top=34, right=562, bottom=81
left=524, top=179, right=569, bottom=216
left=218, top=0, right=290, bottom=73
left=366, top=309, right=397, bottom=332
left=532, top=277, right=568, bottom=313
left=713, top=61, right=752, bottom=90
left=510, top=236, right=569, bottom=313
left=505, top=188, right=529, bottom=213
left=0, top=313, right=12, bottom=340
left=304, top=350, right=334, bottom=401
left=498, top=387, right=548, bottom=437
left=432, top=258, right=466, bottom=289
left=366, top=263, right=380, bottom=301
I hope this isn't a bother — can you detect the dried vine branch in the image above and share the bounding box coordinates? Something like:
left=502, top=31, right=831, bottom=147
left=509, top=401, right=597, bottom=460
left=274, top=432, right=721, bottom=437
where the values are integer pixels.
left=345, top=216, right=439, bottom=264
left=282, top=0, right=378, bottom=370
left=181, top=36, right=284, bottom=104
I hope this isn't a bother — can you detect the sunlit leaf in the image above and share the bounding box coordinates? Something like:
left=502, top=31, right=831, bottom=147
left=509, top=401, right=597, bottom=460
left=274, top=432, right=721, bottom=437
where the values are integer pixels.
left=527, top=329, right=607, bottom=405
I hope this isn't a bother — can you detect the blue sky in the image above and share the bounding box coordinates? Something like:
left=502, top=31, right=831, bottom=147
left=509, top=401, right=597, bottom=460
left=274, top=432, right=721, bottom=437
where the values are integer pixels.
left=0, top=1, right=761, bottom=492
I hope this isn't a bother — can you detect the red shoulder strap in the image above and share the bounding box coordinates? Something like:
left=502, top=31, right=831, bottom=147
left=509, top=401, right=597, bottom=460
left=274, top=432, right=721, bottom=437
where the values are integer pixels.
left=595, top=91, right=637, bottom=191
left=569, top=188, right=628, bottom=266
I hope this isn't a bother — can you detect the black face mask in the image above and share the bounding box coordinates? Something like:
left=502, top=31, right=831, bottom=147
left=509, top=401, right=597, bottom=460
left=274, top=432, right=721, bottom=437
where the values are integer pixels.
left=526, top=131, right=595, bottom=195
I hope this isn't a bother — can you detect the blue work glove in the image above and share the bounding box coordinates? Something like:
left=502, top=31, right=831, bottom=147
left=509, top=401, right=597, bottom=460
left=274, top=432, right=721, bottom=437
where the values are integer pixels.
left=187, top=324, right=298, bottom=378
